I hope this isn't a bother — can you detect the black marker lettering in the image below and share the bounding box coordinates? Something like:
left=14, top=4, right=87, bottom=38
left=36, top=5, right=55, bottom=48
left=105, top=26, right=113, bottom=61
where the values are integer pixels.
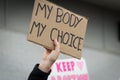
left=50, top=28, right=57, bottom=41
left=35, top=3, right=46, bottom=17
left=77, top=37, right=83, bottom=51
left=39, top=23, right=46, bottom=37
left=30, top=21, right=46, bottom=37
left=68, top=33, right=75, bottom=47
left=47, top=5, right=53, bottom=19
left=74, top=18, right=83, bottom=28
left=35, top=3, right=53, bottom=19
left=30, top=21, right=40, bottom=37
left=63, top=32, right=70, bottom=44
left=73, top=36, right=83, bottom=51
left=56, top=8, right=63, bottom=23
left=50, top=28, right=83, bottom=51
left=69, top=14, right=76, bottom=27
left=62, top=12, right=70, bottom=24
left=73, top=36, right=78, bottom=49
left=56, top=9, right=83, bottom=28
left=58, top=29, right=63, bottom=43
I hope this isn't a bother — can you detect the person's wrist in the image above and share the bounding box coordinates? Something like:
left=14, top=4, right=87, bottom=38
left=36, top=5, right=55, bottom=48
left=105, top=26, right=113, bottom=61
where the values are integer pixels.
left=38, top=60, right=51, bottom=73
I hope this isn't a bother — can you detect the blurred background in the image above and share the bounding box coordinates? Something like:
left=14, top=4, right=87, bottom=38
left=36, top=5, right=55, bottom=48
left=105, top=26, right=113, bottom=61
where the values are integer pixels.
left=0, top=0, right=120, bottom=80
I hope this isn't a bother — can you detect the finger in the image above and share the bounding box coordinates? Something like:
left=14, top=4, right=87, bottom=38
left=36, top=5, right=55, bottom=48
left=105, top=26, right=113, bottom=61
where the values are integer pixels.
left=42, top=48, right=51, bottom=59
left=54, top=39, right=60, bottom=53
left=45, top=48, right=52, bottom=53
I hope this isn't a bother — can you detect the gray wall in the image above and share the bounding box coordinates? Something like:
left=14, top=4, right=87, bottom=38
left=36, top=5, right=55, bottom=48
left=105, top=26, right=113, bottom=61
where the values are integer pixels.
left=0, top=0, right=120, bottom=80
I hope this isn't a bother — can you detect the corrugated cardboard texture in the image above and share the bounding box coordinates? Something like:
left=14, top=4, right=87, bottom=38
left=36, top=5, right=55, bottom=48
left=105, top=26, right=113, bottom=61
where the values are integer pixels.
left=27, top=0, right=88, bottom=59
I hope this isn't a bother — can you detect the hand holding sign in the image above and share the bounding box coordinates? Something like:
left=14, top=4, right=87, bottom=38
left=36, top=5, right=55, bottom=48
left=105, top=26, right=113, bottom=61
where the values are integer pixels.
left=39, top=39, right=60, bottom=73
left=27, top=0, right=88, bottom=59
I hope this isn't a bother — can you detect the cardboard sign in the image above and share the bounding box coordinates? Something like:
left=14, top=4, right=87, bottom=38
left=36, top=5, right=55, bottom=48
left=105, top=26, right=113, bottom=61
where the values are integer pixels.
left=27, top=0, right=88, bottom=59
left=48, top=58, right=89, bottom=80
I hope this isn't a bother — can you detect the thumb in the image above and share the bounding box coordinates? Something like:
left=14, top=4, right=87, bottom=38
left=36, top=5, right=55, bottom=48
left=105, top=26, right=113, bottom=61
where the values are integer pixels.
left=54, top=39, right=60, bottom=54
left=48, top=39, right=60, bottom=62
